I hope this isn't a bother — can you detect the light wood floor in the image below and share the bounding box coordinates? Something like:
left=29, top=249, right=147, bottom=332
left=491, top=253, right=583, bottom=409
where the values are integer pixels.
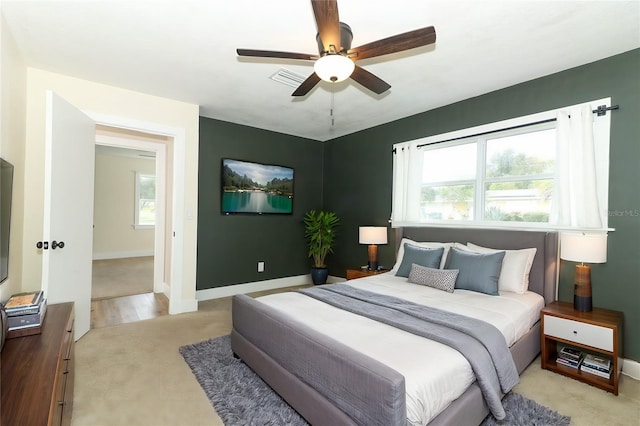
left=90, top=292, right=169, bottom=329
left=90, top=256, right=166, bottom=328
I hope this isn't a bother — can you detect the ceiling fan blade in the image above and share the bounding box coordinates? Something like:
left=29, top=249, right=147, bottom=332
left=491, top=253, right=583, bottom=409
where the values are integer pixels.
left=311, top=0, right=341, bottom=52
left=292, top=73, right=322, bottom=97
left=350, top=65, right=391, bottom=95
left=237, top=49, right=317, bottom=61
left=347, top=26, right=436, bottom=61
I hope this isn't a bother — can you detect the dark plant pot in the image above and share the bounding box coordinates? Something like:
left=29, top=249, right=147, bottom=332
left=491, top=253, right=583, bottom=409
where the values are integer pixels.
left=310, top=267, right=329, bottom=285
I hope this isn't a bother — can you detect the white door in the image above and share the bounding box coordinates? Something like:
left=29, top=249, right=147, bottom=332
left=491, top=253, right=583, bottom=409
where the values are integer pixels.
left=41, top=91, right=95, bottom=340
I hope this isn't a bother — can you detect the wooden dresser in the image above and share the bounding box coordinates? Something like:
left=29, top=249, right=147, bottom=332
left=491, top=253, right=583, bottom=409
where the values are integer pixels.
left=1, top=302, right=75, bottom=425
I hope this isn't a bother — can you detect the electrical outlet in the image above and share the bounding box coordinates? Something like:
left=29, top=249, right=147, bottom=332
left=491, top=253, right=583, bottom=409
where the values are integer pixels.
left=257, top=261, right=265, bottom=272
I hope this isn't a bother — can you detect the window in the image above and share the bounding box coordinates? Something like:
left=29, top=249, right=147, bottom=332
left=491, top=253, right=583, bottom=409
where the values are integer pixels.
left=484, top=128, right=556, bottom=222
left=135, top=173, right=155, bottom=228
left=419, top=124, right=555, bottom=223
left=421, top=141, right=477, bottom=221
left=392, top=99, right=611, bottom=231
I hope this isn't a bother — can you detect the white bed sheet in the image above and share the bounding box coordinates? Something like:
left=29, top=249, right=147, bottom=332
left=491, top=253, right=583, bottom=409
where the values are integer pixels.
left=257, top=273, right=544, bottom=425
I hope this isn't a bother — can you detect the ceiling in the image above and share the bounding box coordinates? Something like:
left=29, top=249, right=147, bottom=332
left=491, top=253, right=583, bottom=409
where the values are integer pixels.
left=2, top=1, right=639, bottom=141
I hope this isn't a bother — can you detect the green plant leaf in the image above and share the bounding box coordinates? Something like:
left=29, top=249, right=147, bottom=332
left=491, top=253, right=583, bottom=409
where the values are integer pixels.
left=304, top=210, right=339, bottom=268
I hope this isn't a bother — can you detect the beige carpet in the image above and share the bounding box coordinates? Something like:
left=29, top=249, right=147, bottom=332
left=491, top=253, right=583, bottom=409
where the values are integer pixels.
left=92, top=257, right=154, bottom=300
left=73, top=288, right=640, bottom=426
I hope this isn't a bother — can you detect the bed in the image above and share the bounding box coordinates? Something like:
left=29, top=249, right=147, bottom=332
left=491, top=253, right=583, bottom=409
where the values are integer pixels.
left=231, top=227, right=559, bottom=425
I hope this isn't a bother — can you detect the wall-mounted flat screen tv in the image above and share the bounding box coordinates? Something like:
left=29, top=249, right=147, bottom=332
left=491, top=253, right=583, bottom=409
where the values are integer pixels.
left=221, top=158, right=294, bottom=215
left=0, top=158, right=14, bottom=284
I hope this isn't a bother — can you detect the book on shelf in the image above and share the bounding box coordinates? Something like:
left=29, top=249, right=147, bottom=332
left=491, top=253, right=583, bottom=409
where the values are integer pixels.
left=7, top=299, right=47, bottom=330
left=556, top=346, right=584, bottom=368
left=582, top=354, right=612, bottom=372
left=6, top=299, right=44, bottom=317
left=556, top=357, right=580, bottom=369
left=580, top=363, right=612, bottom=379
left=558, top=346, right=583, bottom=361
left=4, top=291, right=44, bottom=315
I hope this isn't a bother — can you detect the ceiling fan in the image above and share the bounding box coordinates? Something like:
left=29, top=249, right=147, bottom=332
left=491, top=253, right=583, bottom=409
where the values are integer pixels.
left=237, top=0, right=436, bottom=97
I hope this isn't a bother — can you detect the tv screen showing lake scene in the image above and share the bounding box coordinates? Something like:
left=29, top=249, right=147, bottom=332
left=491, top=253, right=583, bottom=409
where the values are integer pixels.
left=221, top=159, right=294, bottom=215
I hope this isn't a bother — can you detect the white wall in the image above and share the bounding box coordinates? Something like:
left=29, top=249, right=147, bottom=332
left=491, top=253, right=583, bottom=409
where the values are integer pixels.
left=93, top=153, right=155, bottom=258
left=22, top=68, right=199, bottom=308
left=0, top=11, right=26, bottom=302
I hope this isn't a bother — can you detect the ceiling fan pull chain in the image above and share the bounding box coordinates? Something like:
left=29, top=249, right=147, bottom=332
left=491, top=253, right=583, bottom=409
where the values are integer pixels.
left=331, top=91, right=335, bottom=126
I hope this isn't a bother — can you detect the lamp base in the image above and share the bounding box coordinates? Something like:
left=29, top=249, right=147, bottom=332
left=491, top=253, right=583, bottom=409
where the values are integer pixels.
left=573, top=264, right=593, bottom=312
left=367, top=244, right=379, bottom=271
left=574, top=295, right=592, bottom=312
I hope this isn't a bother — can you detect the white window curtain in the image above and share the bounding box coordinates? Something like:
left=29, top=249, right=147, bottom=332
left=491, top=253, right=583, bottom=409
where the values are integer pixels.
left=391, top=142, right=423, bottom=225
left=550, top=104, right=604, bottom=229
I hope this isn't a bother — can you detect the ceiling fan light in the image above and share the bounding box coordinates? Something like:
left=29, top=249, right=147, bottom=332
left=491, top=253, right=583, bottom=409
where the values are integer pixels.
left=314, top=54, right=355, bottom=83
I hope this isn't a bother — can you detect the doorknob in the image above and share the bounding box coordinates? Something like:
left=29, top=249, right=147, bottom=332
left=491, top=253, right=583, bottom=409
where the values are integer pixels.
left=52, top=241, right=65, bottom=250
left=36, top=241, right=49, bottom=250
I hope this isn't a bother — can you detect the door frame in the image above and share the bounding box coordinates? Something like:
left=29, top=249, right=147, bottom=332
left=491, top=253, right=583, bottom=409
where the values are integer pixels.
left=88, top=112, right=188, bottom=315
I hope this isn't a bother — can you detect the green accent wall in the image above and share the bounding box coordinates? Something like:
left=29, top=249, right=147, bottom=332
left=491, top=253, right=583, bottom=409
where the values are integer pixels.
left=197, top=118, right=323, bottom=289
left=322, top=49, right=640, bottom=361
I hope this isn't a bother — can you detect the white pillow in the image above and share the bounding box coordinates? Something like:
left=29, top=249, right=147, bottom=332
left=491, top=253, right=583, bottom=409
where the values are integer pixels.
left=391, top=238, right=453, bottom=272
left=465, top=242, right=537, bottom=294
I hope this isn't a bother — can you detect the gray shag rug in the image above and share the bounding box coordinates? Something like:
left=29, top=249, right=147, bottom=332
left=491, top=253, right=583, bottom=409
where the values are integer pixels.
left=180, top=335, right=570, bottom=426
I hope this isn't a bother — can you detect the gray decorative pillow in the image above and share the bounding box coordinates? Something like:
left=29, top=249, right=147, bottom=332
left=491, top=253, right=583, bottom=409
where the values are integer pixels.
left=445, top=247, right=506, bottom=296
left=408, top=264, right=458, bottom=293
left=395, top=244, right=444, bottom=278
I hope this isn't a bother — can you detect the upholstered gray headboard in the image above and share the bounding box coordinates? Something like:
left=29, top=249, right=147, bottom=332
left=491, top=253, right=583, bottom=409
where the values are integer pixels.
left=396, top=227, right=559, bottom=305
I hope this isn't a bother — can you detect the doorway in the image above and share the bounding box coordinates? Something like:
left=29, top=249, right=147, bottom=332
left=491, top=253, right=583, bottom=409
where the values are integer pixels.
left=91, top=127, right=170, bottom=327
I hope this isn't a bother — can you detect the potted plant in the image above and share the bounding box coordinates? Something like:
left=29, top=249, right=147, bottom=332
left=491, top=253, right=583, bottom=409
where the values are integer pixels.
left=304, top=209, right=339, bottom=285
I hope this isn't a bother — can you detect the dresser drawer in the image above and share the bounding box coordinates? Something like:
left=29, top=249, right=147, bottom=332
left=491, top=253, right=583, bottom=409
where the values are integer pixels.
left=544, top=314, right=613, bottom=351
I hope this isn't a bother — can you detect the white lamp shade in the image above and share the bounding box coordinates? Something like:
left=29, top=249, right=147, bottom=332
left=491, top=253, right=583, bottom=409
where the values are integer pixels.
left=314, top=55, right=355, bottom=83
left=560, top=232, right=607, bottom=263
left=359, top=227, right=388, bottom=245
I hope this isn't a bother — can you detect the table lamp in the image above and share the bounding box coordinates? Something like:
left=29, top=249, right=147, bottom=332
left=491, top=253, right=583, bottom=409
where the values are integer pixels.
left=359, top=227, right=388, bottom=271
left=560, top=232, right=607, bottom=312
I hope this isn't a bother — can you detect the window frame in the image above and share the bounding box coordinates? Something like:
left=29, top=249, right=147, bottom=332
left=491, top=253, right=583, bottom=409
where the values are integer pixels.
left=134, top=172, right=156, bottom=230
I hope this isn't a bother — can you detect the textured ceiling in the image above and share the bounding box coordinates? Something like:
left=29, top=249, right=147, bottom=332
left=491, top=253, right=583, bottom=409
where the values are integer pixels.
left=2, top=0, right=639, bottom=141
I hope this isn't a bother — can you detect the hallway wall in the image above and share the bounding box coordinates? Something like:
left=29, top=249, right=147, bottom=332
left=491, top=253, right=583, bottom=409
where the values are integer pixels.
left=93, top=152, right=155, bottom=259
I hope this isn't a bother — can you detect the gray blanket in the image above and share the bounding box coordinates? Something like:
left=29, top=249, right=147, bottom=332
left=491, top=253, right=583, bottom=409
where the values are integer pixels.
left=299, top=284, right=519, bottom=420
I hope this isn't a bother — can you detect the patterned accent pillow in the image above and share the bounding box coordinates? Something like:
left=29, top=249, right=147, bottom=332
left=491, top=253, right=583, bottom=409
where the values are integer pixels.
left=408, top=263, right=459, bottom=293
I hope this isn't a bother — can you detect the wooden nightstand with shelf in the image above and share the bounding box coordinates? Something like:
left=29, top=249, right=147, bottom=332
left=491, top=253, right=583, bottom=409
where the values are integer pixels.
left=346, top=268, right=390, bottom=280
left=541, top=301, right=623, bottom=395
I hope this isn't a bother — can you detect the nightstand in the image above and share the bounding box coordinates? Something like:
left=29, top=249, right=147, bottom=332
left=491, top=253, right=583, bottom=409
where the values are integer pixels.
left=346, top=268, right=390, bottom=280
left=541, top=301, right=623, bottom=395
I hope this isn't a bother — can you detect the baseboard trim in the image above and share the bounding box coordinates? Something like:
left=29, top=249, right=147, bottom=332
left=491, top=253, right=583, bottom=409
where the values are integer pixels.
left=196, top=274, right=346, bottom=301
left=196, top=275, right=310, bottom=301
left=622, top=358, right=640, bottom=381
left=178, top=298, right=198, bottom=314
left=93, top=250, right=154, bottom=260
left=167, top=296, right=198, bottom=315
